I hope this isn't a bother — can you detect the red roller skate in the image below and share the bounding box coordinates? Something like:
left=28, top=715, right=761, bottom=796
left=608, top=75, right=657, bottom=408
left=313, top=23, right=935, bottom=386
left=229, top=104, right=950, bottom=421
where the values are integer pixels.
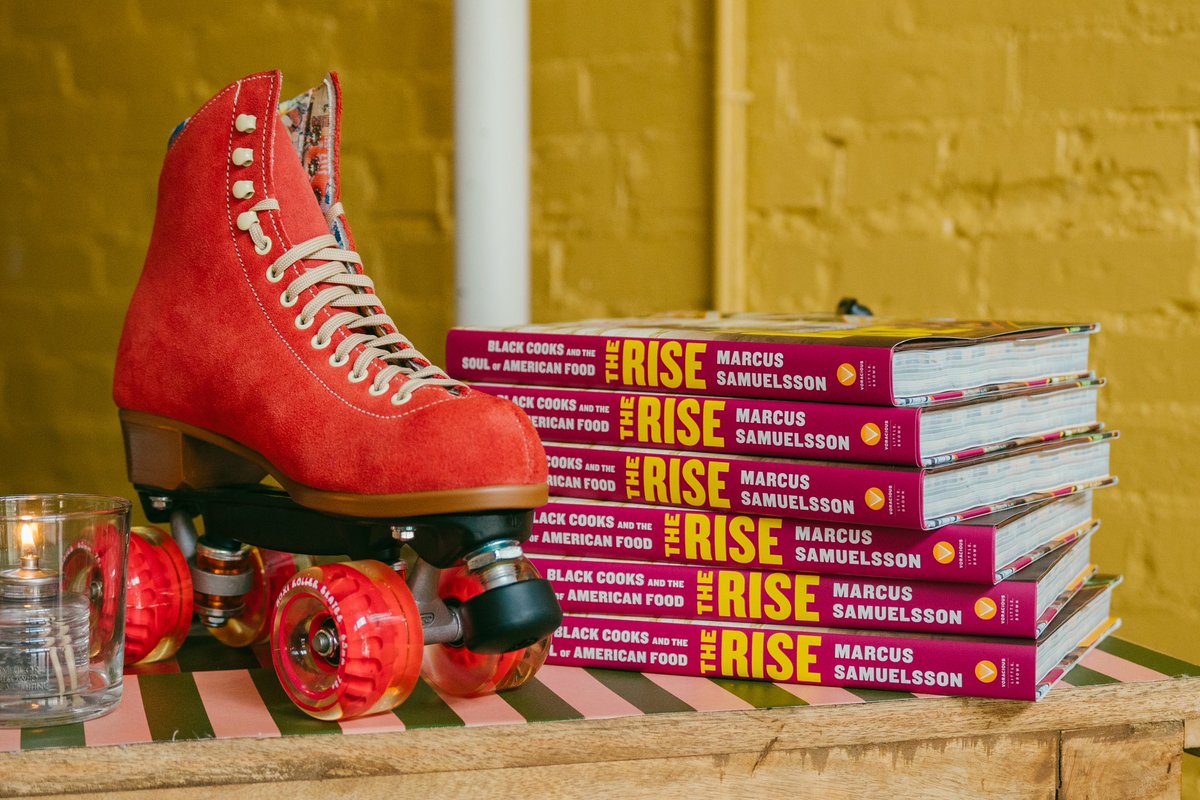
left=113, top=72, right=561, bottom=718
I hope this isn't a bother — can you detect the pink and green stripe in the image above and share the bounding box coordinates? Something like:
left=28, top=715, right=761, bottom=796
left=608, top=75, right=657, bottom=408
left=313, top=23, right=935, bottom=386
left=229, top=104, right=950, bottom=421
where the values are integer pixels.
left=0, top=636, right=1194, bottom=752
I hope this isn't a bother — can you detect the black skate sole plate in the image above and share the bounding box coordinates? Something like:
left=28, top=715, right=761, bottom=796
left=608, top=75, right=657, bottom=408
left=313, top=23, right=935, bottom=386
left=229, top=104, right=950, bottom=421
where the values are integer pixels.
left=134, top=484, right=534, bottom=565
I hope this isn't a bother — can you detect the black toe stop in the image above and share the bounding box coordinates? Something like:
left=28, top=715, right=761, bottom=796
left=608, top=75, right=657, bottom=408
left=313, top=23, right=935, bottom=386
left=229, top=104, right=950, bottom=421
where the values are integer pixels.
left=458, top=579, right=563, bottom=654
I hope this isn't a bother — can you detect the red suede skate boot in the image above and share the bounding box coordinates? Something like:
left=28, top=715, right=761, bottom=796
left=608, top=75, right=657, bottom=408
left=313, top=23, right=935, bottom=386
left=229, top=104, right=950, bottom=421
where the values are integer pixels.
left=114, top=71, right=548, bottom=518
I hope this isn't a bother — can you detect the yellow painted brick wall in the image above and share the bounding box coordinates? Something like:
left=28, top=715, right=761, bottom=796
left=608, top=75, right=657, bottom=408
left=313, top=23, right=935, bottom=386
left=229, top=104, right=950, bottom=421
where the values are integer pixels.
left=745, top=0, right=1200, bottom=660
left=531, top=0, right=711, bottom=318
left=745, top=3, right=1200, bottom=793
left=0, top=3, right=1196, bottom=787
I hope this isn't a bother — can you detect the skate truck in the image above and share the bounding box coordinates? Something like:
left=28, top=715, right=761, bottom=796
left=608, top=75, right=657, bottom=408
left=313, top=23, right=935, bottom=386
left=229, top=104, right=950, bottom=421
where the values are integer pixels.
left=104, top=70, right=562, bottom=721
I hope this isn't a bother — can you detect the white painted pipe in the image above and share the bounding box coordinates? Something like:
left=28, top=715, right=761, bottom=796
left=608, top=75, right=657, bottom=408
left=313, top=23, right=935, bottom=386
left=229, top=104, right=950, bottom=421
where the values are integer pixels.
left=454, top=0, right=530, bottom=327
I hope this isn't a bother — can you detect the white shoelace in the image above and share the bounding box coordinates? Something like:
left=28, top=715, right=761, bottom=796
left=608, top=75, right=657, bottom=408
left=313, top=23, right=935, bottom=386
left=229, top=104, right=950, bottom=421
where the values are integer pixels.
left=240, top=199, right=462, bottom=405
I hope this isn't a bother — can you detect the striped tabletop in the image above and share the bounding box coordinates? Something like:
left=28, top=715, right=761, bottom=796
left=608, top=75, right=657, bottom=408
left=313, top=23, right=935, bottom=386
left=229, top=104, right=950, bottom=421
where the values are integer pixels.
left=1, top=633, right=1196, bottom=754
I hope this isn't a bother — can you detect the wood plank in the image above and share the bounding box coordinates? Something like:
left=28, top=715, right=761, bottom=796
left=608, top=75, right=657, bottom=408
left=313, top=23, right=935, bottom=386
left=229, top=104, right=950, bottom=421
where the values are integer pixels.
left=1060, top=721, right=1183, bottom=800
left=1184, top=717, right=1200, bottom=749
left=33, top=732, right=1059, bottom=800
left=2, top=678, right=1197, bottom=797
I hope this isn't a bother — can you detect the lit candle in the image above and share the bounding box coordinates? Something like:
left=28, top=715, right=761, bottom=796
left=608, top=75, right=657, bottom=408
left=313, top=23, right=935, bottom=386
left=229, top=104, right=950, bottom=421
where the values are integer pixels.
left=19, top=522, right=39, bottom=571
left=1, top=521, right=55, bottom=598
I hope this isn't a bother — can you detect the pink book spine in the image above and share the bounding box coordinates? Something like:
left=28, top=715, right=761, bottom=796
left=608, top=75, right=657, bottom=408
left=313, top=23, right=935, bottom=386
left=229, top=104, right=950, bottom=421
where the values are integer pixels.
left=530, top=501, right=1002, bottom=583
left=446, top=330, right=897, bottom=404
left=545, top=443, right=928, bottom=528
left=477, top=383, right=922, bottom=465
left=531, top=557, right=1041, bottom=637
left=548, top=614, right=1039, bottom=700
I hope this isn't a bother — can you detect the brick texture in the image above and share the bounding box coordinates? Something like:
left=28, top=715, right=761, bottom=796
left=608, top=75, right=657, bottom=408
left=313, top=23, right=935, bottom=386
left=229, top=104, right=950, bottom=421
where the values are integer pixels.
left=742, top=13, right=1200, bottom=763
left=529, top=0, right=712, bottom=322
left=2, top=10, right=1199, bottom=795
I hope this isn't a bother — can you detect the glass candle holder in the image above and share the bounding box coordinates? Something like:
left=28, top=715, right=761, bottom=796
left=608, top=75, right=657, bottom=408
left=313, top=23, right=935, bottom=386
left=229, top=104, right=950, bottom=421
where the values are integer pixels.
left=0, top=495, right=130, bottom=727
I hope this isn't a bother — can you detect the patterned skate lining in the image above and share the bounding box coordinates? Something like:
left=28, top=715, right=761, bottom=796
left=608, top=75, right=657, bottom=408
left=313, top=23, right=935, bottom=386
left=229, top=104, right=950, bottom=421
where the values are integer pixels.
left=278, top=75, right=348, bottom=248
left=1, top=631, right=1195, bottom=752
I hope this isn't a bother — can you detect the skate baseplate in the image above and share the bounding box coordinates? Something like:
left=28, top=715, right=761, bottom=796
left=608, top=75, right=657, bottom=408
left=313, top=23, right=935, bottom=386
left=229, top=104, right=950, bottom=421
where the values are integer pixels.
left=134, top=483, right=536, bottom=566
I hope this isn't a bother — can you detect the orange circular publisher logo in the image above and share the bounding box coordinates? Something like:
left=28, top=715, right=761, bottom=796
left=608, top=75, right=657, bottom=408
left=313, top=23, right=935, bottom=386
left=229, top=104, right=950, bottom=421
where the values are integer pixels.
left=837, top=363, right=858, bottom=387
left=864, top=487, right=886, bottom=511
left=975, top=660, right=998, bottom=683
left=933, top=541, right=956, bottom=564
left=860, top=423, right=881, bottom=446
left=974, top=598, right=998, bottom=620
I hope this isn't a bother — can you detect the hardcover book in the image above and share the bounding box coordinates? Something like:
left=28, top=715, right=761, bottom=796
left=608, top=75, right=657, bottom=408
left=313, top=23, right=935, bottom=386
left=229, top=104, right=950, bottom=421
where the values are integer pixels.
left=530, top=533, right=1094, bottom=637
left=545, top=578, right=1121, bottom=701
left=447, top=313, right=1097, bottom=406
left=478, top=379, right=1102, bottom=467
left=544, top=431, right=1116, bottom=529
left=526, top=492, right=1106, bottom=584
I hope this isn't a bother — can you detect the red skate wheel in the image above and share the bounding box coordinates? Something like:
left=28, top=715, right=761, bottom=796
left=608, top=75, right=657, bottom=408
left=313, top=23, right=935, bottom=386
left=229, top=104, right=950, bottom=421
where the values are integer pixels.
left=124, top=526, right=194, bottom=665
left=210, top=548, right=312, bottom=648
left=62, top=522, right=124, bottom=658
left=271, top=561, right=423, bottom=721
left=421, top=557, right=552, bottom=697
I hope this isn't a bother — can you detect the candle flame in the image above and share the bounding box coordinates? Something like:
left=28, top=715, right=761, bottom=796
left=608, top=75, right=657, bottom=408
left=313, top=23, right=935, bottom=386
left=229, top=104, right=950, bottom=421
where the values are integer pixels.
left=19, top=522, right=36, bottom=554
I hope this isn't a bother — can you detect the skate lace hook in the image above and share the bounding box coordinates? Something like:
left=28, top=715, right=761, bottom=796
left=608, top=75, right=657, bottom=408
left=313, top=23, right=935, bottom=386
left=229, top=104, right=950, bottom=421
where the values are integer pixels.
left=237, top=199, right=279, bottom=255
left=240, top=198, right=463, bottom=404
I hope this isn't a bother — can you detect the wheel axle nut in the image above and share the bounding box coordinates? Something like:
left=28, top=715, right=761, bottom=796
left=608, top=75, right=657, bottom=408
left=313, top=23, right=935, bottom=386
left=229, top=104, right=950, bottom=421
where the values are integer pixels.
left=312, top=628, right=339, bottom=659
left=465, top=542, right=524, bottom=572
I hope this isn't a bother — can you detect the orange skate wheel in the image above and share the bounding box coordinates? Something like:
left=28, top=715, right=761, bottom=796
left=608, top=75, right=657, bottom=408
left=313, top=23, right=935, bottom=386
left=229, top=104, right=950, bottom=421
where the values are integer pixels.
left=271, top=561, right=423, bottom=721
left=62, top=522, right=125, bottom=657
left=421, top=558, right=551, bottom=697
left=209, top=548, right=312, bottom=648
left=124, top=526, right=194, bottom=665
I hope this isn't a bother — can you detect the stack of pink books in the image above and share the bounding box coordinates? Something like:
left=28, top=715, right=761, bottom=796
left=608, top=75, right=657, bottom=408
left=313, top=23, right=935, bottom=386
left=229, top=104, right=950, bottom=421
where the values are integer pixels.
left=447, top=313, right=1121, bottom=700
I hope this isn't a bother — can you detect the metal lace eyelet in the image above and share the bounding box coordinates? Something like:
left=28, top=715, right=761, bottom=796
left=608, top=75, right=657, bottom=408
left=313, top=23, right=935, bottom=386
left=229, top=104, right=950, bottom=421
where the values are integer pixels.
left=368, top=382, right=389, bottom=396
left=347, top=369, right=369, bottom=384
left=391, top=393, right=413, bottom=406
left=255, top=237, right=273, bottom=256
left=329, top=352, right=349, bottom=368
left=280, top=291, right=298, bottom=308
left=265, top=266, right=284, bottom=283
left=295, top=315, right=314, bottom=331
left=311, top=333, right=331, bottom=350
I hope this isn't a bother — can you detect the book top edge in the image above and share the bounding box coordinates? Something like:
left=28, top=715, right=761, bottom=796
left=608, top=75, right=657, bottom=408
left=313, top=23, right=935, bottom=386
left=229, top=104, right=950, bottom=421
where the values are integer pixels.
left=452, top=314, right=1099, bottom=349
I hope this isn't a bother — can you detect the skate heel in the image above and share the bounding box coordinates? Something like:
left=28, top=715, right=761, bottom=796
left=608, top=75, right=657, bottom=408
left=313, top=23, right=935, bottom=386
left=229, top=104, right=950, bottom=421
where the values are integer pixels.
left=121, top=412, right=267, bottom=490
